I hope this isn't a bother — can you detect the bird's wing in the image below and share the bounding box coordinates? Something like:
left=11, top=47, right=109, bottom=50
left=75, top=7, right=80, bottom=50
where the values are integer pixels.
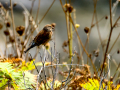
left=33, top=30, right=44, bottom=45
left=33, top=30, right=52, bottom=46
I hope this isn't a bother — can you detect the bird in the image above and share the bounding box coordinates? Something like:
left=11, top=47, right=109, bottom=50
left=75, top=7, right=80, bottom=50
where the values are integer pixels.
left=24, top=23, right=56, bottom=53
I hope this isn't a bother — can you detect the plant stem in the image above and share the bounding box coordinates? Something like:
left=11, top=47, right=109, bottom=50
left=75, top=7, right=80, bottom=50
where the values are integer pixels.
left=10, top=0, right=20, bottom=57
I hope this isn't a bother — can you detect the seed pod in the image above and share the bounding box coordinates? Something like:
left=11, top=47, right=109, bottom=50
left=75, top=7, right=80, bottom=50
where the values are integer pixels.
left=0, top=3, right=2, bottom=8
left=9, top=36, right=15, bottom=43
left=62, top=41, right=68, bottom=47
left=105, top=16, right=108, bottom=19
left=93, top=74, right=98, bottom=79
left=93, top=49, right=99, bottom=57
left=6, top=22, right=11, bottom=27
left=117, top=50, right=119, bottom=54
left=13, top=3, right=17, bottom=7
left=64, top=4, right=73, bottom=13
left=21, top=41, right=24, bottom=45
left=110, top=76, right=113, bottom=82
left=16, top=26, right=25, bottom=36
left=4, top=29, right=10, bottom=36
left=84, top=27, right=89, bottom=34
left=51, top=23, right=56, bottom=28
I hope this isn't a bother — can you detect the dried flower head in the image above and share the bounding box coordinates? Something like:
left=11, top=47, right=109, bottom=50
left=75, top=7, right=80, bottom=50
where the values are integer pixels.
left=93, top=49, right=99, bottom=57
left=21, top=41, right=24, bottom=45
left=16, top=26, right=25, bottom=36
left=110, top=76, right=113, bottom=81
left=0, top=3, right=2, bottom=8
left=105, top=16, right=108, bottom=19
left=84, top=27, right=90, bottom=34
left=6, top=22, right=11, bottom=27
left=64, top=4, right=73, bottom=13
left=103, top=79, right=108, bottom=85
left=13, top=3, right=17, bottom=7
left=86, top=74, right=91, bottom=79
left=117, top=50, right=119, bottom=54
left=0, top=23, right=3, bottom=30
left=4, top=29, right=10, bottom=36
left=51, top=23, right=56, bottom=28
left=9, top=36, right=15, bottom=43
left=93, top=74, right=98, bottom=79
left=62, top=41, right=68, bottom=47
left=104, top=62, right=107, bottom=68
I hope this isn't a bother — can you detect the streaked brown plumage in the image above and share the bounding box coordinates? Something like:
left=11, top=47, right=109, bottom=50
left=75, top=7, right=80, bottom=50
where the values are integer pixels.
left=24, top=23, right=55, bottom=53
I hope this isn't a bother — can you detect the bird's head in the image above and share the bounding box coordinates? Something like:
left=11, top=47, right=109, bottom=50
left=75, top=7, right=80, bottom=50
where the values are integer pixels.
left=43, top=24, right=53, bottom=32
left=43, top=23, right=56, bottom=32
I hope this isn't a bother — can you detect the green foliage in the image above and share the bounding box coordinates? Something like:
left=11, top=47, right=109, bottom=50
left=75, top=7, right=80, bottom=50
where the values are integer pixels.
left=0, top=62, right=36, bottom=90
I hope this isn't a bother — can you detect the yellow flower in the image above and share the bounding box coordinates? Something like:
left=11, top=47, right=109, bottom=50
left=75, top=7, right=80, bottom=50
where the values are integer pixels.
left=75, top=24, right=80, bottom=28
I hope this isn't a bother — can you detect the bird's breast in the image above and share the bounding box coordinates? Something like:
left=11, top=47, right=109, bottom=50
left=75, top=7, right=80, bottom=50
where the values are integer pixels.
left=34, top=31, right=52, bottom=46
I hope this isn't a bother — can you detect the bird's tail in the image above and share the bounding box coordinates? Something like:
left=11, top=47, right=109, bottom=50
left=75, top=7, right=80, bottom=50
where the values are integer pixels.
left=24, top=41, right=36, bottom=53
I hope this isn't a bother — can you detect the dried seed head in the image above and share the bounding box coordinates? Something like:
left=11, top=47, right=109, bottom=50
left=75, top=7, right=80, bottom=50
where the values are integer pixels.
left=110, top=76, right=113, bottom=81
left=64, top=4, right=73, bottom=13
left=93, top=74, right=98, bottom=79
left=103, top=79, right=108, bottom=85
left=9, top=36, right=15, bottom=43
left=21, top=41, right=24, bottom=45
left=89, top=54, right=92, bottom=58
left=62, top=41, right=68, bottom=47
left=0, top=3, right=2, bottom=8
left=84, top=27, right=89, bottom=34
left=6, top=22, right=11, bottom=27
left=105, top=16, right=108, bottom=19
left=93, top=49, right=99, bottom=57
left=104, top=62, right=107, bottom=68
left=4, top=29, right=10, bottom=36
left=13, top=3, right=17, bottom=7
left=111, top=85, right=115, bottom=89
left=28, top=56, right=33, bottom=61
left=0, top=23, right=3, bottom=30
left=51, top=23, right=56, bottom=28
left=87, top=74, right=91, bottom=79
left=45, top=43, right=50, bottom=50
left=16, top=26, right=25, bottom=36
left=117, top=50, right=119, bottom=54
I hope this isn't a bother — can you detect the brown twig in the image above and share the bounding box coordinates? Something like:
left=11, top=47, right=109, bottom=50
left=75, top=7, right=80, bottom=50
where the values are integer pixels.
left=59, top=0, right=97, bottom=75
left=100, top=0, right=120, bottom=76
left=35, top=0, right=41, bottom=23
left=79, top=0, right=96, bottom=62
left=10, top=0, right=19, bottom=57
left=38, top=0, right=55, bottom=25
left=30, top=0, right=35, bottom=15
left=113, top=63, right=120, bottom=80
left=108, top=33, right=120, bottom=53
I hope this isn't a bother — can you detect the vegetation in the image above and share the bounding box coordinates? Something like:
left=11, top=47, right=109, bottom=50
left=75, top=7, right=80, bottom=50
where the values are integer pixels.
left=0, top=0, right=120, bottom=90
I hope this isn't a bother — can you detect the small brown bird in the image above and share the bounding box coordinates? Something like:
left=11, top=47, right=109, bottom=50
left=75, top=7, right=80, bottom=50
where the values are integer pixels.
left=24, top=23, right=56, bottom=53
